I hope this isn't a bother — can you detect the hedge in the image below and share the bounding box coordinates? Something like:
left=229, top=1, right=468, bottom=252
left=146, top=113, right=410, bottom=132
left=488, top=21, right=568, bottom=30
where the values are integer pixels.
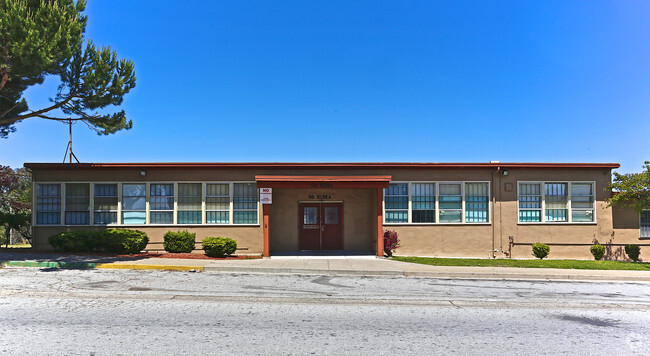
left=163, top=230, right=196, bottom=253
left=48, top=229, right=148, bottom=254
left=202, top=237, right=237, bottom=257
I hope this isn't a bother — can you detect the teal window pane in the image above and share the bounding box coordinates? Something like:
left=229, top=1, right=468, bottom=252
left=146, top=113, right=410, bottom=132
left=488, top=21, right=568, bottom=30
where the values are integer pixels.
left=123, top=211, right=145, bottom=224
left=465, top=210, right=487, bottom=223
left=206, top=211, right=229, bottom=224
left=178, top=211, right=201, bottom=224
left=385, top=196, right=408, bottom=210
left=234, top=211, right=257, bottom=224
left=385, top=210, right=408, bottom=223
left=150, top=211, right=173, bottom=224
left=519, top=210, right=541, bottom=222
left=440, top=210, right=462, bottom=223
left=94, top=212, right=117, bottom=225
left=545, top=209, right=568, bottom=222
left=37, top=212, right=60, bottom=224
left=571, top=210, right=593, bottom=222
left=439, top=196, right=461, bottom=210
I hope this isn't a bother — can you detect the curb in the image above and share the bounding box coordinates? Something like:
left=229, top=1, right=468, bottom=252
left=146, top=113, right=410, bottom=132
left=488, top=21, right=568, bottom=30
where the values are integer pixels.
left=1, top=261, right=203, bottom=272
left=96, top=263, right=203, bottom=272
left=1, top=261, right=96, bottom=269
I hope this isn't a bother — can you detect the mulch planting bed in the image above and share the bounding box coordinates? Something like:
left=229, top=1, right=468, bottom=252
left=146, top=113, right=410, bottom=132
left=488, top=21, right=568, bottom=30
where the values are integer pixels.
left=115, top=252, right=261, bottom=260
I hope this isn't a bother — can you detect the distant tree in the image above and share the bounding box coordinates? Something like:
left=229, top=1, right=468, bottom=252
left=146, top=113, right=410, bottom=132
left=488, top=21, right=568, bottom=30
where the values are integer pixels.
left=607, top=161, right=650, bottom=213
left=0, top=0, right=136, bottom=138
left=0, top=166, right=32, bottom=245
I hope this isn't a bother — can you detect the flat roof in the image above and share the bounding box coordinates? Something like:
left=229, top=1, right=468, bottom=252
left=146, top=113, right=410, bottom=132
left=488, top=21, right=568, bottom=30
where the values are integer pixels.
left=24, top=162, right=621, bottom=170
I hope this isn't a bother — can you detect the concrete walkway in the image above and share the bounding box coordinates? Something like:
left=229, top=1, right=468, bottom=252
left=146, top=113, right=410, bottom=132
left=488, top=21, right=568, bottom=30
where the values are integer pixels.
left=1, top=251, right=649, bottom=281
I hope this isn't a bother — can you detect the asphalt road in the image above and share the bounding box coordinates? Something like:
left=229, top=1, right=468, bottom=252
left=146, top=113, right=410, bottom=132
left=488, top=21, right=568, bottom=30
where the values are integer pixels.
left=0, top=268, right=649, bottom=355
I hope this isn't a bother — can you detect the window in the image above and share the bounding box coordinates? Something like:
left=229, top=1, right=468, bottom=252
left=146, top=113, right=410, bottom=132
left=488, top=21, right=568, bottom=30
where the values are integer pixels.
left=94, top=184, right=118, bottom=224
left=571, top=183, right=594, bottom=222
left=412, top=183, right=435, bottom=223
left=384, top=183, right=408, bottom=223
left=178, top=183, right=202, bottom=224
left=206, top=183, right=229, bottom=224
left=36, top=184, right=61, bottom=224
left=383, top=182, right=489, bottom=224
left=641, top=211, right=650, bottom=238
left=545, top=183, right=568, bottom=222
left=122, top=184, right=146, bottom=224
left=518, top=183, right=542, bottom=222
left=518, top=182, right=595, bottom=223
left=150, top=183, right=174, bottom=224
left=65, top=183, right=90, bottom=225
left=465, top=183, right=489, bottom=223
left=439, top=183, right=462, bottom=223
left=233, top=183, right=258, bottom=224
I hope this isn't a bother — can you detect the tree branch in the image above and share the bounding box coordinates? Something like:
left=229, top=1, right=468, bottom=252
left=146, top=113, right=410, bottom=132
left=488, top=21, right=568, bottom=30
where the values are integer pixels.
left=0, top=91, right=77, bottom=126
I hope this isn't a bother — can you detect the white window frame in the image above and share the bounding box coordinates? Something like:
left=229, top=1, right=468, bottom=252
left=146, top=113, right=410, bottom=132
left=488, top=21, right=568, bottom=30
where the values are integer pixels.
left=33, top=180, right=260, bottom=227
left=640, top=210, right=650, bottom=239
left=383, top=181, right=491, bottom=225
left=92, top=182, right=119, bottom=226
left=205, top=182, right=233, bottom=225
left=176, top=182, right=203, bottom=225
left=34, top=182, right=63, bottom=226
left=120, top=182, right=147, bottom=226
left=232, top=182, right=260, bottom=225
left=517, top=181, right=596, bottom=224
left=383, top=181, right=410, bottom=224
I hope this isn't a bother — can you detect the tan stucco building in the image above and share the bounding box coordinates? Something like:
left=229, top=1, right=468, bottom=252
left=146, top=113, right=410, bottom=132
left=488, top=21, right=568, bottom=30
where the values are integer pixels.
left=25, top=162, right=649, bottom=260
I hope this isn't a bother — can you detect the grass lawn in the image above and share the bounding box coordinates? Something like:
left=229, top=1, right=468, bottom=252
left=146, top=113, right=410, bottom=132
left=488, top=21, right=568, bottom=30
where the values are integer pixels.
left=391, top=256, right=650, bottom=271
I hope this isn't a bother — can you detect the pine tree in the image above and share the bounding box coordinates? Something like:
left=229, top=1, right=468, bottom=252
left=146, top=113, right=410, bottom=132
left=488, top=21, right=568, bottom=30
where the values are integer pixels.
left=0, top=0, right=136, bottom=138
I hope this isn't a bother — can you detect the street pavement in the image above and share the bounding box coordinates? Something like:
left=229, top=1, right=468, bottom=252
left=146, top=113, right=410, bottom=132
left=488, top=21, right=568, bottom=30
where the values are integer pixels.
left=0, top=268, right=648, bottom=355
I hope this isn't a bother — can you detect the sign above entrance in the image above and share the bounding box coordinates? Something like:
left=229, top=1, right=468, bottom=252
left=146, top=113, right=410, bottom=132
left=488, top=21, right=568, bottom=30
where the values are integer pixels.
left=260, top=188, right=272, bottom=204
left=308, top=194, right=333, bottom=200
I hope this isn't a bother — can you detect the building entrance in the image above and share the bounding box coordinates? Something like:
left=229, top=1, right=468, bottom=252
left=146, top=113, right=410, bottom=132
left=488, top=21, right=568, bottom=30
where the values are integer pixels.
left=299, top=202, right=343, bottom=250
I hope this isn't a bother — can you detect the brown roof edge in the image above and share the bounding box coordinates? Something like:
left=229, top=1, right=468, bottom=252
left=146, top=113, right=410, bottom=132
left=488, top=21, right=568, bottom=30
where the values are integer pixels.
left=23, top=162, right=621, bottom=170
left=255, top=175, right=392, bottom=182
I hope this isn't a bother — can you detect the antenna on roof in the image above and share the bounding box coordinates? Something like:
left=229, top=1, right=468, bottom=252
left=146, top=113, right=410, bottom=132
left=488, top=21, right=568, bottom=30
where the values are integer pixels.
left=62, top=118, right=80, bottom=164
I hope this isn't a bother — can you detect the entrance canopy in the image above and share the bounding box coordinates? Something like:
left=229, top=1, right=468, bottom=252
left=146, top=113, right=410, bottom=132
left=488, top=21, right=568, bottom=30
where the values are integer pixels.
left=255, top=175, right=391, bottom=189
left=255, top=175, right=391, bottom=257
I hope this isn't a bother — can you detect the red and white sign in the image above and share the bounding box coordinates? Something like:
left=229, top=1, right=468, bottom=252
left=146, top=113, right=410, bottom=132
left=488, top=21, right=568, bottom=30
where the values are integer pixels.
left=260, top=188, right=272, bottom=204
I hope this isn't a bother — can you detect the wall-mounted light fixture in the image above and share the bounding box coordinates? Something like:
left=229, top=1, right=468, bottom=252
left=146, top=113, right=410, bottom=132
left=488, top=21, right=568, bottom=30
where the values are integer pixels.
left=502, top=169, right=509, bottom=176
left=140, top=170, right=147, bottom=177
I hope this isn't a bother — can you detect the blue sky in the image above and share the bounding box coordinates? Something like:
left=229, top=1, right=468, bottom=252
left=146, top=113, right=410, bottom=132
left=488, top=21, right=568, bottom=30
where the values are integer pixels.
left=2, top=0, right=649, bottom=173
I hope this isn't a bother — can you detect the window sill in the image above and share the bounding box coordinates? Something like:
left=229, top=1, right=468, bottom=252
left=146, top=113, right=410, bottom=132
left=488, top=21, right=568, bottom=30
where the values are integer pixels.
left=383, top=223, right=492, bottom=226
left=517, top=222, right=597, bottom=225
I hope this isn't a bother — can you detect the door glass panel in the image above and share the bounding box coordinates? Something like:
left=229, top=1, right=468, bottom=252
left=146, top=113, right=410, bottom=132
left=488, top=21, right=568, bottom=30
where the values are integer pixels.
left=324, top=207, right=338, bottom=224
left=303, top=207, right=317, bottom=225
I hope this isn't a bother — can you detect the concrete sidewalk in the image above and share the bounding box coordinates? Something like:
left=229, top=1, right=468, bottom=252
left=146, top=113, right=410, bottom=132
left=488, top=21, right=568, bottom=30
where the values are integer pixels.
left=1, top=251, right=649, bottom=281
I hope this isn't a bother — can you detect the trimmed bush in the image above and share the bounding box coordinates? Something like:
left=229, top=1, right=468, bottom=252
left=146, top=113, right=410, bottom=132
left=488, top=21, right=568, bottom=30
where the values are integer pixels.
left=163, top=230, right=196, bottom=253
left=625, top=244, right=641, bottom=262
left=202, top=237, right=237, bottom=257
left=48, top=229, right=148, bottom=254
left=104, top=229, right=149, bottom=254
left=532, top=242, right=550, bottom=259
left=590, top=244, right=605, bottom=260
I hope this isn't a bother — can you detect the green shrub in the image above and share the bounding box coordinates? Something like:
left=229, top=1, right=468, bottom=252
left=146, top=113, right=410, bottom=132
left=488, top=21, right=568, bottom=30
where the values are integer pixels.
left=590, top=244, right=605, bottom=260
left=104, top=229, right=149, bottom=254
left=163, top=230, right=196, bottom=253
left=532, top=242, right=550, bottom=259
left=48, top=229, right=148, bottom=254
left=202, top=237, right=237, bottom=257
left=48, top=231, right=99, bottom=252
left=625, top=244, right=641, bottom=262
